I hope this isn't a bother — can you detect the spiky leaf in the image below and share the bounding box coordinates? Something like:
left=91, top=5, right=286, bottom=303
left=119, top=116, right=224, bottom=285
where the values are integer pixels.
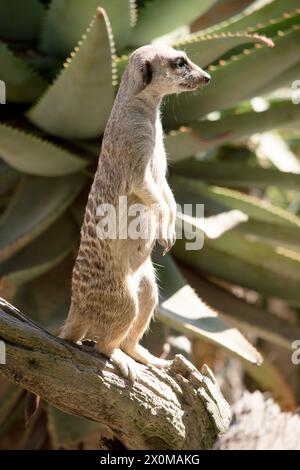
left=173, top=233, right=300, bottom=303
left=129, top=0, right=218, bottom=46
left=171, top=159, right=300, bottom=190
left=155, top=253, right=262, bottom=364
left=165, top=100, right=300, bottom=161
left=173, top=176, right=300, bottom=229
left=0, top=174, right=85, bottom=262
left=39, top=0, right=134, bottom=56
left=0, top=162, right=19, bottom=196
left=164, top=26, right=300, bottom=127
left=200, top=0, right=300, bottom=36
left=0, top=43, right=47, bottom=103
left=180, top=268, right=300, bottom=350
left=0, top=215, right=77, bottom=296
left=28, top=9, right=115, bottom=139
left=172, top=31, right=274, bottom=68
left=13, top=256, right=73, bottom=329
left=256, top=61, right=300, bottom=95
left=0, top=124, right=87, bottom=176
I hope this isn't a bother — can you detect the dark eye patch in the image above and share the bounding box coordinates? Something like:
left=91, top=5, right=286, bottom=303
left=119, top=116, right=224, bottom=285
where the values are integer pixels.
left=172, top=56, right=188, bottom=69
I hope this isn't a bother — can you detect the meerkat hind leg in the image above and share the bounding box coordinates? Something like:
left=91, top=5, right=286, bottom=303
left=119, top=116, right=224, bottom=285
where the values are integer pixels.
left=59, top=320, right=86, bottom=343
left=127, top=343, right=170, bottom=369
left=122, top=263, right=170, bottom=369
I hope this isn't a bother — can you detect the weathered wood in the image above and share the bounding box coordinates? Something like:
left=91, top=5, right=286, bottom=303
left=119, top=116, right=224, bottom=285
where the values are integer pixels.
left=0, top=298, right=231, bottom=450
left=215, top=391, right=300, bottom=450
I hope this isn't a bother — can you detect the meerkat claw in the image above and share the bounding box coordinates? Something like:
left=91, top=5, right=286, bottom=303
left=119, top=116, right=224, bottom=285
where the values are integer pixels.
left=160, top=237, right=175, bottom=256
left=159, top=238, right=170, bottom=255
left=110, top=349, right=139, bottom=382
left=149, top=357, right=172, bottom=369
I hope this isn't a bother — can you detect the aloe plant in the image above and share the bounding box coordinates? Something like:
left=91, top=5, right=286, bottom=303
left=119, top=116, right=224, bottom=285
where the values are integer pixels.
left=1, top=0, right=300, bottom=449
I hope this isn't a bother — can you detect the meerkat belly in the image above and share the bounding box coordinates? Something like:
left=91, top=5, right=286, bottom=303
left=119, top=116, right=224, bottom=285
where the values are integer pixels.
left=121, top=192, right=156, bottom=272
left=151, top=119, right=167, bottom=185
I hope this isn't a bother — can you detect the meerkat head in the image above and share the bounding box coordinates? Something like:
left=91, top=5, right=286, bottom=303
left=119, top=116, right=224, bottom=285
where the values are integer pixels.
left=127, top=44, right=211, bottom=97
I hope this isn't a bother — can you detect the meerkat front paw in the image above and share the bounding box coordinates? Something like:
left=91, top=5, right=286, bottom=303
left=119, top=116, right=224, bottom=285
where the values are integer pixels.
left=159, top=226, right=176, bottom=255
left=110, top=348, right=140, bottom=382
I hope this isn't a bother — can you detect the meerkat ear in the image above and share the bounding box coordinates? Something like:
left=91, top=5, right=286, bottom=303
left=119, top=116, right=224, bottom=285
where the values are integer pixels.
left=141, top=60, right=152, bottom=87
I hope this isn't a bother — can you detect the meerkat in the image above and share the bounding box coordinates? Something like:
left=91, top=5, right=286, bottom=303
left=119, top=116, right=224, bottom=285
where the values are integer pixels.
left=59, top=45, right=211, bottom=381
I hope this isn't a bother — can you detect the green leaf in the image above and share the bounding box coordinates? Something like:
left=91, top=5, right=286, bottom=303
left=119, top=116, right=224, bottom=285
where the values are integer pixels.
left=171, top=159, right=300, bottom=190
left=28, top=9, right=115, bottom=139
left=165, top=128, right=206, bottom=162
left=206, top=11, right=300, bottom=67
left=129, top=0, right=218, bottom=46
left=172, top=176, right=300, bottom=229
left=47, top=406, right=100, bottom=449
left=238, top=220, right=300, bottom=251
left=0, top=162, right=19, bottom=196
left=0, top=124, right=87, bottom=176
left=13, top=256, right=74, bottom=329
left=0, top=0, right=44, bottom=41
left=0, top=215, right=77, bottom=295
left=200, top=0, right=300, bottom=36
left=164, top=25, right=300, bottom=127
left=255, top=10, right=300, bottom=38
left=192, top=100, right=300, bottom=145
left=0, top=43, right=47, bottom=103
left=154, top=252, right=262, bottom=365
left=165, top=100, right=300, bottom=161
left=190, top=0, right=253, bottom=32
left=172, top=31, right=274, bottom=68
left=173, top=233, right=300, bottom=303
left=0, top=174, right=85, bottom=262
left=180, top=269, right=300, bottom=350
left=173, top=178, right=300, bottom=250
left=176, top=201, right=248, bottom=240
left=255, top=61, right=300, bottom=96
left=39, top=0, right=134, bottom=56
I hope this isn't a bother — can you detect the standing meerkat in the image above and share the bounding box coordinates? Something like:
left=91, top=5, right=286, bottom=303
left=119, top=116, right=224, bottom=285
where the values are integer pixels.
left=60, top=45, right=211, bottom=380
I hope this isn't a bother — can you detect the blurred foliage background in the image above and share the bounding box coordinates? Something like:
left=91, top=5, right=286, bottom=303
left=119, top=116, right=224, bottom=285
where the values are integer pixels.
left=1, top=0, right=300, bottom=449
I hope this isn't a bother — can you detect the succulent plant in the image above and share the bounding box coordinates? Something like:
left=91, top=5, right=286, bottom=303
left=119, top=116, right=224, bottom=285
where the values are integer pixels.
left=1, top=0, right=300, bottom=448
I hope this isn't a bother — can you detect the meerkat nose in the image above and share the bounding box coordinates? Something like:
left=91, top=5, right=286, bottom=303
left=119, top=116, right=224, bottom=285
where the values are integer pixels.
left=201, top=72, right=211, bottom=84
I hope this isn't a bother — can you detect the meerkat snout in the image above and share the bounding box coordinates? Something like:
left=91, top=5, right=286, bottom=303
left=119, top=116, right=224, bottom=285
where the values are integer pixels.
left=128, top=44, right=211, bottom=96
left=197, top=69, right=211, bottom=85
left=180, top=62, right=211, bottom=90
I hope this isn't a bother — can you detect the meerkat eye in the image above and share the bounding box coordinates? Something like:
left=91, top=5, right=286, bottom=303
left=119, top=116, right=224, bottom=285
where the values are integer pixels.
left=173, top=57, right=188, bottom=69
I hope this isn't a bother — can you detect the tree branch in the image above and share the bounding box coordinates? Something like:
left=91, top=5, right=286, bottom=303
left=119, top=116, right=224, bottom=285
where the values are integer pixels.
left=0, top=298, right=231, bottom=450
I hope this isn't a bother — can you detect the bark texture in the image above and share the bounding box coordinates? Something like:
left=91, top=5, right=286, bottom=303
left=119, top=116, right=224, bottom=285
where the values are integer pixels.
left=215, top=391, right=300, bottom=450
left=0, top=297, right=231, bottom=450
